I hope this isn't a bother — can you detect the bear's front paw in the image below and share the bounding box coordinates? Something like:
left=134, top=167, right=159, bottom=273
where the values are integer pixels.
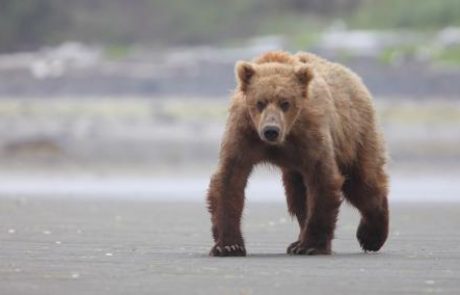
left=209, top=243, right=246, bottom=257
left=287, top=240, right=331, bottom=255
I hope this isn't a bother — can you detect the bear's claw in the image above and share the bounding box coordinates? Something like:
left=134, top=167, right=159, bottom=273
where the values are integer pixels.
left=210, top=243, right=246, bottom=257
left=287, top=241, right=331, bottom=255
left=286, top=240, right=300, bottom=254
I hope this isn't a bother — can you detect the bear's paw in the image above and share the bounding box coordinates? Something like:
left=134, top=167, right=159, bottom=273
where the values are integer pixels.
left=209, top=243, right=246, bottom=257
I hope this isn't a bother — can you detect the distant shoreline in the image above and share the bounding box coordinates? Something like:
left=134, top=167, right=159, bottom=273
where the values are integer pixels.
left=0, top=172, right=458, bottom=202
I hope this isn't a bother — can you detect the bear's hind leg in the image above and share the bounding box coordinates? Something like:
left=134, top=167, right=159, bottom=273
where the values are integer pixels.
left=282, top=169, right=307, bottom=253
left=288, top=159, right=344, bottom=255
left=342, top=168, right=389, bottom=252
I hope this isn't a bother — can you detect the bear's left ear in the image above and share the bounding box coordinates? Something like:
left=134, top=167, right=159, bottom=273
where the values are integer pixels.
left=294, top=65, right=314, bottom=85
left=235, top=61, right=256, bottom=92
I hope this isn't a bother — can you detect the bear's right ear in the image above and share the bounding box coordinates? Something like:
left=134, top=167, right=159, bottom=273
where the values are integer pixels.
left=294, top=65, right=314, bottom=98
left=235, top=61, right=255, bottom=92
left=294, top=65, right=314, bottom=85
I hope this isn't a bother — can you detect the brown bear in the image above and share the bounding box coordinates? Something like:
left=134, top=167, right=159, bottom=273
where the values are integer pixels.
left=207, top=51, right=389, bottom=256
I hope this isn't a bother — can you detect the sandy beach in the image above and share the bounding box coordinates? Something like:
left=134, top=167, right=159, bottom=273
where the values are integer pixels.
left=1, top=198, right=459, bottom=294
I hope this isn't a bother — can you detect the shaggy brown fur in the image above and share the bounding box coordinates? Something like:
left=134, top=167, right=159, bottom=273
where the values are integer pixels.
left=207, top=50, right=389, bottom=256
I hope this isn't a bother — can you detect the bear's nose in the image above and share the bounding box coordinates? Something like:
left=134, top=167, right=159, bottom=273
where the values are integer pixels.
left=262, top=126, right=280, bottom=142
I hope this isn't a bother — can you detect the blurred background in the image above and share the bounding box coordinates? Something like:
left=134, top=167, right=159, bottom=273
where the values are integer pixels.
left=0, top=0, right=459, bottom=201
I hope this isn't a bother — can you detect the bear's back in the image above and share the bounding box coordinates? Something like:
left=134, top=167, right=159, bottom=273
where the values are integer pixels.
left=253, top=51, right=297, bottom=65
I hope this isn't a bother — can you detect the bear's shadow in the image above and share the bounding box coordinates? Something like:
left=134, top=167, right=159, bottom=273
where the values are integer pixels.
left=198, top=252, right=393, bottom=259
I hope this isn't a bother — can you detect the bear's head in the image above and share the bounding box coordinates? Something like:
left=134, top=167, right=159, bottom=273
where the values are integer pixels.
left=235, top=61, right=313, bottom=145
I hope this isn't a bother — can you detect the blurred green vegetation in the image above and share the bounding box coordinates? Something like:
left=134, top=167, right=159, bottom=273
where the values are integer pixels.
left=376, top=43, right=460, bottom=66
left=1, top=0, right=460, bottom=52
left=0, top=0, right=357, bottom=52
left=436, top=46, right=460, bottom=65
left=351, top=0, right=460, bottom=29
left=378, top=46, right=419, bottom=65
left=104, top=45, right=131, bottom=60
left=0, top=0, right=69, bottom=51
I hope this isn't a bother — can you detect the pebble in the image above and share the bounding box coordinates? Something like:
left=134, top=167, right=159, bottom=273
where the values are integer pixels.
left=71, top=272, right=80, bottom=279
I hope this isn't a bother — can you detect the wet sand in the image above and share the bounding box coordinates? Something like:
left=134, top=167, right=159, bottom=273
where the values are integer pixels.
left=1, top=199, right=459, bottom=294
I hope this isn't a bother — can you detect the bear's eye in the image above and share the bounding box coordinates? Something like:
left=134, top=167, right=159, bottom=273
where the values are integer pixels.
left=256, top=100, right=266, bottom=112
left=280, top=101, right=290, bottom=112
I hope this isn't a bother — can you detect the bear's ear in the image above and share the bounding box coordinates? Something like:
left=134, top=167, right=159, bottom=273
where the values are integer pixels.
left=294, top=65, right=314, bottom=85
left=235, top=61, right=255, bottom=92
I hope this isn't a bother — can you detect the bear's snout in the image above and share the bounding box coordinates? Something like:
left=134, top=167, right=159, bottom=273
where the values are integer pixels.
left=258, top=105, right=285, bottom=144
left=262, top=125, right=281, bottom=143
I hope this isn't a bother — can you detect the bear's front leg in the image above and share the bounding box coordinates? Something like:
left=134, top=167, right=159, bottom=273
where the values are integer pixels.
left=288, top=160, right=343, bottom=255
left=207, top=157, right=253, bottom=257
